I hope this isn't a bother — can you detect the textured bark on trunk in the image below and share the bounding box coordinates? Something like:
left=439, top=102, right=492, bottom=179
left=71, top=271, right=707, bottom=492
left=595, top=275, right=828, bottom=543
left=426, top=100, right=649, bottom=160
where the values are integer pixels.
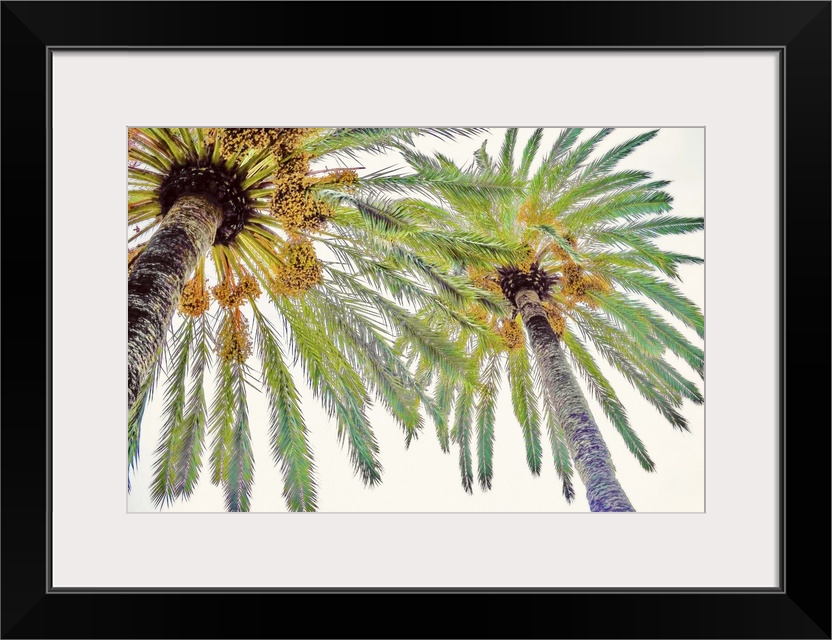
left=128, top=195, right=223, bottom=410
left=515, top=288, right=635, bottom=512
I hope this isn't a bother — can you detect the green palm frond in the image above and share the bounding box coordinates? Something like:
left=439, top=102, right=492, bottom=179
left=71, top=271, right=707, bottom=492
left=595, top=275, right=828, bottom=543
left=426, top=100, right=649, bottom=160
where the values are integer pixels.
left=175, top=314, right=211, bottom=500
left=399, top=146, right=523, bottom=212
left=302, top=127, right=485, bottom=161
left=608, top=216, right=704, bottom=239
left=328, top=191, right=420, bottom=237
left=328, top=250, right=508, bottom=334
left=601, top=267, right=704, bottom=337
left=323, top=226, right=502, bottom=315
left=562, top=329, right=655, bottom=471
left=150, top=319, right=193, bottom=508
left=536, top=224, right=585, bottom=263
left=543, top=170, right=656, bottom=220
left=322, top=270, right=468, bottom=381
left=273, top=295, right=382, bottom=486
left=208, top=356, right=235, bottom=488
left=507, top=343, right=544, bottom=476
left=251, top=306, right=317, bottom=512
left=307, top=288, right=425, bottom=447
left=517, top=128, right=544, bottom=180
left=498, top=127, right=519, bottom=176
left=409, top=230, right=526, bottom=270
left=570, top=308, right=702, bottom=433
left=646, top=313, right=705, bottom=379
left=475, top=351, right=501, bottom=491
left=224, top=363, right=254, bottom=512
left=299, top=128, right=410, bottom=159
left=587, top=289, right=666, bottom=358
left=450, top=378, right=476, bottom=494
left=473, top=139, right=494, bottom=173
left=589, top=291, right=704, bottom=377
left=547, top=127, right=584, bottom=163
left=540, top=400, right=576, bottom=503
left=544, top=128, right=614, bottom=194
left=433, top=368, right=456, bottom=454
left=393, top=197, right=459, bottom=228
left=527, top=128, right=583, bottom=200
left=128, top=345, right=163, bottom=492
left=647, top=357, right=704, bottom=406
left=579, top=130, right=658, bottom=180
left=561, top=186, right=674, bottom=231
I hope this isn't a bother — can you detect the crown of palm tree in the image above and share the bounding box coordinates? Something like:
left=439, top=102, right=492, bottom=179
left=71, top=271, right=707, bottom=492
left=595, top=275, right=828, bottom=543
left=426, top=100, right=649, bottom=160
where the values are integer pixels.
left=393, top=128, right=704, bottom=505
left=127, top=127, right=524, bottom=512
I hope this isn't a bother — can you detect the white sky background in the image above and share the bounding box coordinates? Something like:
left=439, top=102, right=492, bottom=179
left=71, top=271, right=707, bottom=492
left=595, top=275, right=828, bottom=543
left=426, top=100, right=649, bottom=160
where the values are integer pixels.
left=126, top=127, right=705, bottom=514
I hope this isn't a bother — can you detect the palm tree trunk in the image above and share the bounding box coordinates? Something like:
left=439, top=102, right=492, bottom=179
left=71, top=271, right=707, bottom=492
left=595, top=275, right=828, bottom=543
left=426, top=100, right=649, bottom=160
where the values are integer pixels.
left=515, top=288, right=635, bottom=512
left=128, top=195, right=223, bottom=410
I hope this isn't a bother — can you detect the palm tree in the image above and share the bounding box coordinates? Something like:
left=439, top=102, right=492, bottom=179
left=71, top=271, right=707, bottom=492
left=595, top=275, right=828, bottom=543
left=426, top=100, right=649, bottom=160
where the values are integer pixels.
left=127, top=127, right=522, bottom=511
left=394, top=128, right=704, bottom=512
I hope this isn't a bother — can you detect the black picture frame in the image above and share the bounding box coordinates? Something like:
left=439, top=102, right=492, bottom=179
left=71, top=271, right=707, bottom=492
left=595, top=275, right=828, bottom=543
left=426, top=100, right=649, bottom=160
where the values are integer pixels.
left=2, top=1, right=829, bottom=638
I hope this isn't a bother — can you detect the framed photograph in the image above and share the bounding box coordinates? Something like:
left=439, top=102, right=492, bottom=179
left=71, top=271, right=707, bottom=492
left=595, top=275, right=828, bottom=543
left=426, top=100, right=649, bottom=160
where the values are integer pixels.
left=3, top=1, right=828, bottom=638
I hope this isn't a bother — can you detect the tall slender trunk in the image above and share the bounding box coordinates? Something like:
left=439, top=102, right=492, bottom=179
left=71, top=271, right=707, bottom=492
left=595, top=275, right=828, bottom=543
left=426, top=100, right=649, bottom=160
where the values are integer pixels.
left=515, top=288, right=635, bottom=512
left=128, top=195, right=223, bottom=410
